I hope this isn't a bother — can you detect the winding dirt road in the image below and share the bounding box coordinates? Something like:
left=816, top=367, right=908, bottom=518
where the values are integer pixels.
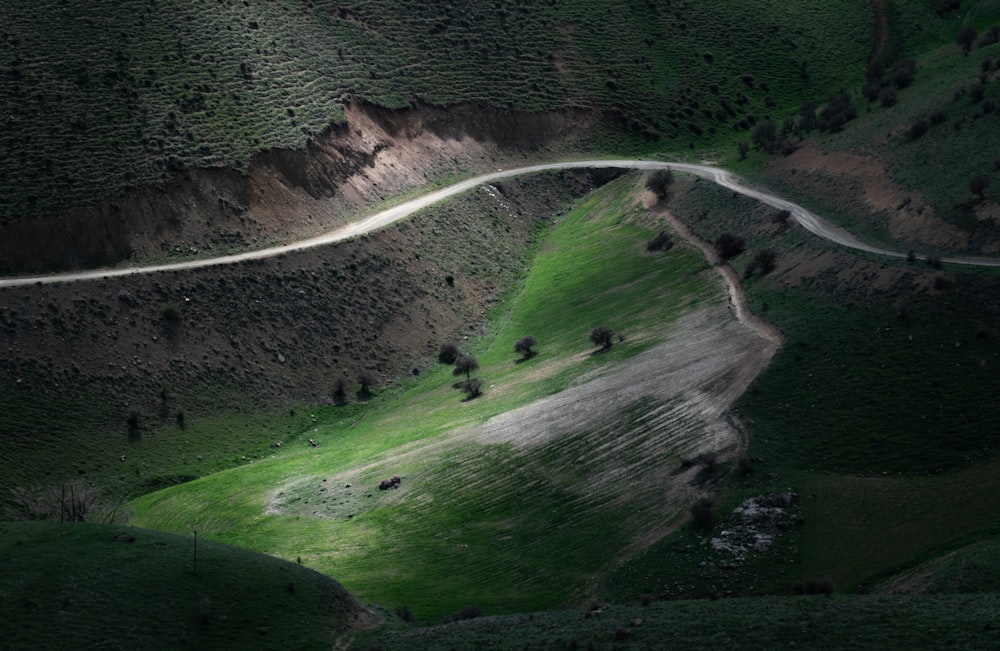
left=2, top=159, right=997, bottom=288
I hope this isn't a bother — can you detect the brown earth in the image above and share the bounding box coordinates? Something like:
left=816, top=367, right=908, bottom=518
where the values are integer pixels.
left=0, top=101, right=594, bottom=274
left=0, top=168, right=624, bottom=485
left=765, top=141, right=970, bottom=251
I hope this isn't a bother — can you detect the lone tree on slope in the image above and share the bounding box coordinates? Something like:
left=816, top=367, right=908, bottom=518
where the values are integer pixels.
left=714, top=233, right=745, bottom=260
left=460, top=377, right=484, bottom=399
left=644, top=169, right=675, bottom=201
left=453, top=354, right=480, bottom=380
left=970, top=173, right=991, bottom=201
left=958, top=25, right=978, bottom=55
left=357, top=369, right=377, bottom=398
left=438, top=341, right=461, bottom=364
left=514, top=335, right=538, bottom=359
left=590, top=325, right=615, bottom=350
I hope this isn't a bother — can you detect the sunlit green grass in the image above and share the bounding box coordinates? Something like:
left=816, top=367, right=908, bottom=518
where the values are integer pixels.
left=130, top=176, right=724, bottom=620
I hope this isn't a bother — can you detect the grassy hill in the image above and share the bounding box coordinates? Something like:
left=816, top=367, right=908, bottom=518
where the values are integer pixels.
left=0, top=520, right=375, bottom=650
left=4, top=1, right=1000, bottom=649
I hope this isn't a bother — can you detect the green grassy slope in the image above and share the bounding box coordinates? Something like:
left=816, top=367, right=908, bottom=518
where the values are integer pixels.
left=0, top=520, right=374, bottom=651
left=128, top=176, right=738, bottom=621
left=0, top=0, right=875, bottom=219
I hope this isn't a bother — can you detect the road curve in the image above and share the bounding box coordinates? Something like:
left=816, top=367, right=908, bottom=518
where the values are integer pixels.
left=2, top=159, right=998, bottom=288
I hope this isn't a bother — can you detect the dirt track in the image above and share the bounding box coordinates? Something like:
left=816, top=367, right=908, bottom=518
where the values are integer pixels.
left=4, top=160, right=997, bottom=289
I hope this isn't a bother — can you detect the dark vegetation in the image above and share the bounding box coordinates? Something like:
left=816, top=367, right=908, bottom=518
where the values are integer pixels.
left=514, top=335, right=538, bottom=359
left=0, top=169, right=623, bottom=500
left=4, top=0, right=1000, bottom=648
left=0, top=0, right=875, bottom=234
left=589, top=325, right=615, bottom=350
left=0, top=521, right=373, bottom=650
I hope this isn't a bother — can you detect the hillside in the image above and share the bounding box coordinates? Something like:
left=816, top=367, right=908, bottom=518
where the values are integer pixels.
left=0, top=520, right=375, bottom=650
left=4, top=0, right=1000, bottom=649
left=0, top=0, right=880, bottom=273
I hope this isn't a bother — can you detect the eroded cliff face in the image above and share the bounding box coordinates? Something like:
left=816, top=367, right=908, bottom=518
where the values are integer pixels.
left=0, top=102, right=593, bottom=274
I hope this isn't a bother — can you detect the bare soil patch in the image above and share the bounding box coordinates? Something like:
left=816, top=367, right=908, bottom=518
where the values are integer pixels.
left=766, top=141, right=969, bottom=250
left=0, top=102, right=594, bottom=275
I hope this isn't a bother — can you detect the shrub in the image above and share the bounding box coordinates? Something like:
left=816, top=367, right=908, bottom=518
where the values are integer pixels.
left=752, top=119, right=778, bottom=153
left=357, top=369, right=377, bottom=397
left=970, top=174, right=991, bottom=199
left=514, top=335, right=538, bottom=358
left=970, top=84, right=986, bottom=104
left=394, top=604, right=415, bottom=623
left=589, top=325, right=615, bottom=350
left=714, top=233, right=745, bottom=260
left=908, top=119, right=929, bottom=140
left=879, top=86, right=898, bottom=108
left=958, top=25, right=978, bottom=54
left=646, top=231, right=674, bottom=252
left=161, top=303, right=182, bottom=335
left=127, top=411, right=141, bottom=441
left=892, top=59, right=916, bottom=88
left=438, top=342, right=460, bottom=364
left=453, top=354, right=479, bottom=379
left=862, top=80, right=880, bottom=102
left=690, top=497, right=715, bottom=529
left=745, top=249, right=777, bottom=277
left=644, top=169, right=674, bottom=200
left=332, top=375, right=350, bottom=405
left=819, top=92, right=856, bottom=131
left=460, top=377, right=484, bottom=399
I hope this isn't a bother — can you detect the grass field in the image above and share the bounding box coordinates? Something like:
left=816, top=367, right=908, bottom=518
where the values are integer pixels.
left=126, top=175, right=763, bottom=621
left=0, top=520, right=371, bottom=650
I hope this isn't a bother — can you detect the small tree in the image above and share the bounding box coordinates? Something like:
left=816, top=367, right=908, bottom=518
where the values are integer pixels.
left=752, top=249, right=777, bottom=275
left=690, top=497, right=715, bottom=530
left=514, top=335, right=538, bottom=359
left=752, top=119, right=778, bottom=153
left=127, top=411, right=141, bottom=441
left=357, top=369, right=377, bottom=398
left=438, top=342, right=461, bottom=364
left=879, top=86, right=898, bottom=108
left=644, top=169, right=675, bottom=201
left=958, top=25, right=978, bottom=55
left=332, top=375, right=350, bottom=405
left=590, top=325, right=615, bottom=350
left=970, top=173, right=991, bottom=200
left=453, top=355, right=479, bottom=379
left=646, top=231, right=674, bottom=252
left=714, top=233, right=745, bottom=260
left=460, top=377, right=484, bottom=399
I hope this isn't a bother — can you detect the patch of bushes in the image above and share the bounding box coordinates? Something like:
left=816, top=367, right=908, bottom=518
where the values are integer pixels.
left=646, top=231, right=674, bottom=252
left=714, top=233, right=745, bottom=260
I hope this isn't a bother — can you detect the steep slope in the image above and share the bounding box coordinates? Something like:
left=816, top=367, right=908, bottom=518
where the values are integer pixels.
left=0, top=0, right=877, bottom=272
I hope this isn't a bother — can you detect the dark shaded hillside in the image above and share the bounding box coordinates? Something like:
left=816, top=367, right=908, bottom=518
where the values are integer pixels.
left=0, top=168, right=623, bottom=498
left=1, top=0, right=877, bottom=240
left=0, top=521, right=376, bottom=650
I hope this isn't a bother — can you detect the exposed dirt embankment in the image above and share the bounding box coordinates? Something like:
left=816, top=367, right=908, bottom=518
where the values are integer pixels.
left=0, top=102, right=593, bottom=275
left=0, top=169, right=622, bottom=441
